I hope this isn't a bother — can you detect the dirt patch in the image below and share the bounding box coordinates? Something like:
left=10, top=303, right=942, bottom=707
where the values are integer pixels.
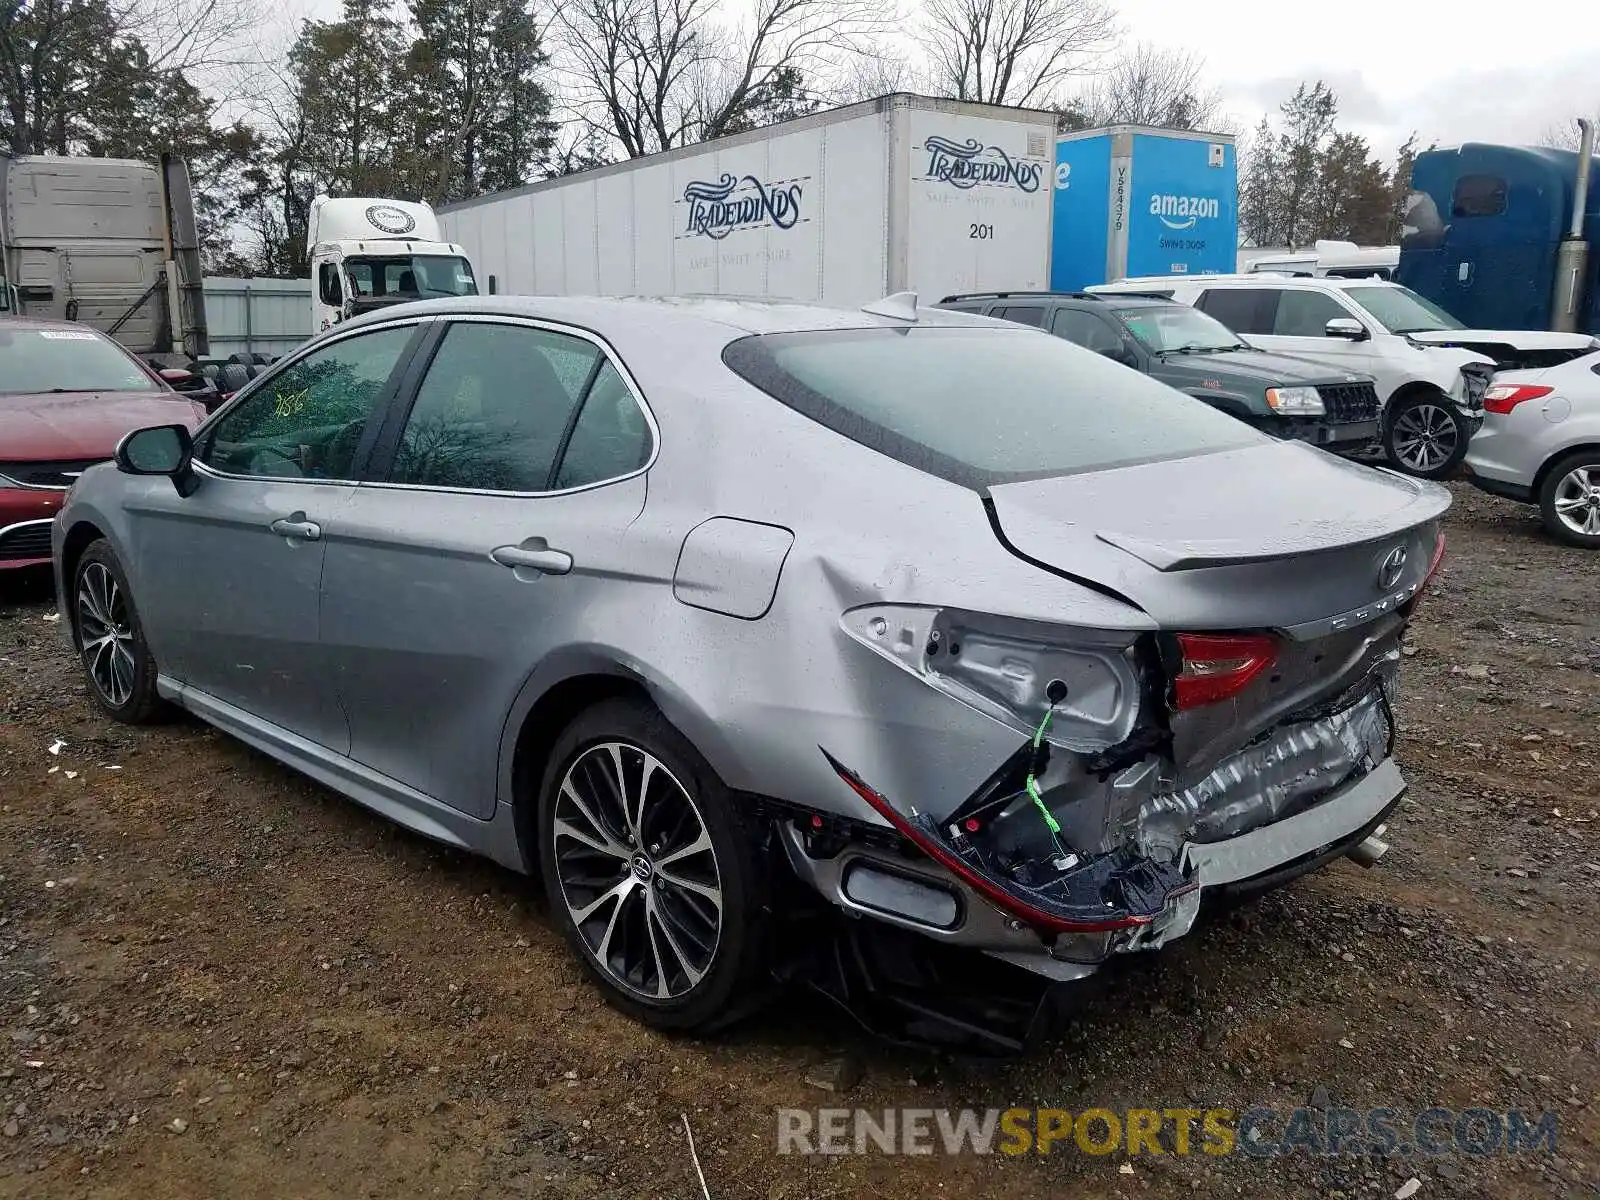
left=1, top=481, right=1597, bottom=1199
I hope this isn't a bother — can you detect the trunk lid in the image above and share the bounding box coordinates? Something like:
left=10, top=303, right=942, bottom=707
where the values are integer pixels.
left=985, top=440, right=1449, bottom=632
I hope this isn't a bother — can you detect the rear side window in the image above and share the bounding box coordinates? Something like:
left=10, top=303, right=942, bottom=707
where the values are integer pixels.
left=993, top=305, right=1046, bottom=327
left=391, top=323, right=599, bottom=491
left=1195, top=288, right=1277, bottom=334
left=722, top=327, right=1261, bottom=489
left=1451, top=174, right=1507, bottom=218
left=552, top=361, right=653, bottom=489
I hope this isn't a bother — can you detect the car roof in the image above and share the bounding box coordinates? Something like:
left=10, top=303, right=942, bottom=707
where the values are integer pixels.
left=338, top=294, right=1000, bottom=338
left=0, top=314, right=118, bottom=334
left=1096, top=275, right=1399, bottom=293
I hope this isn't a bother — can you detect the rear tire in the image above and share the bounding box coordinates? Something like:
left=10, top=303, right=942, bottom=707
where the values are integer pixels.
left=1383, top=391, right=1469, bottom=479
left=72, top=541, right=168, bottom=724
left=1537, top=450, right=1600, bottom=548
left=536, top=698, right=769, bottom=1033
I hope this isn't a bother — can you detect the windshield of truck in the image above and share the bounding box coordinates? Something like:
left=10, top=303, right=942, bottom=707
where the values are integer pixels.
left=344, top=255, right=477, bottom=302
left=0, top=325, right=158, bottom=395
left=723, top=326, right=1262, bottom=489
left=1345, top=285, right=1465, bottom=334
left=1113, top=304, right=1248, bottom=353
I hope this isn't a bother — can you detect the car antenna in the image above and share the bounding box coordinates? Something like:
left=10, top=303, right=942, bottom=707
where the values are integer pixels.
left=861, top=291, right=919, bottom=321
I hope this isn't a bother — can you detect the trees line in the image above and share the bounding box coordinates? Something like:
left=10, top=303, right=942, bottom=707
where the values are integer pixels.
left=1, top=0, right=1447, bottom=272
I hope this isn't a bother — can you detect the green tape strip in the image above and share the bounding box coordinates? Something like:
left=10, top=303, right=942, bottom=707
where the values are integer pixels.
left=1026, top=710, right=1063, bottom=837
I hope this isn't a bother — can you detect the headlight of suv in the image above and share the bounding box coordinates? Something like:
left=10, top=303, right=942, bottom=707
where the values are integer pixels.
left=840, top=604, right=1143, bottom=751
left=1264, top=386, right=1325, bottom=416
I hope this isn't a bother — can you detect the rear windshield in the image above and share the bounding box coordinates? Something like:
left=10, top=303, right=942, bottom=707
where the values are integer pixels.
left=722, top=327, right=1261, bottom=488
left=0, top=326, right=158, bottom=395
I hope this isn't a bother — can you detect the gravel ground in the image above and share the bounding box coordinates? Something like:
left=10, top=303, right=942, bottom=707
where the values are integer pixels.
left=0, top=480, right=1597, bottom=1199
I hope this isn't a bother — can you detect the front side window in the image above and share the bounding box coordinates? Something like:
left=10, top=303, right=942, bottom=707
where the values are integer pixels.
left=1271, top=290, right=1354, bottom=337
left=0, top=326, right=159, bottom=395
left=723, top=327, right=1261, bottom=489
left=391, top=322, right=604, bottom=491
left=1195, top=288, right=1276, bottom=335
left=1345, top=285, right=1465, bottom=335
left=201, top=325, right=415, bottom=479
left=318, top=263, right=343, bottom=306
left=1451, top=173, right=1507, bottom=218
left=1050, top=308, right=1123, bottom=353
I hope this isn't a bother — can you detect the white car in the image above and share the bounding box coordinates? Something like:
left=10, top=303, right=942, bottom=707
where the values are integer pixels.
left=1089, top=275, right=1598, bottom=479
left=1466, top=350, right=1600, bottom=547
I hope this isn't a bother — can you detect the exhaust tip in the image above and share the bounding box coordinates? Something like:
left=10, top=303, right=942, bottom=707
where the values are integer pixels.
left=1347, top=834, right=1391, bottom=869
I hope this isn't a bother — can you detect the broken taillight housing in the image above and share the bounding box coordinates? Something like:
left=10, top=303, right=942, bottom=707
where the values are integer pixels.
left=825, top=755, right=1160, bottom=934
left=1171, top=633, right=1277, bottom=710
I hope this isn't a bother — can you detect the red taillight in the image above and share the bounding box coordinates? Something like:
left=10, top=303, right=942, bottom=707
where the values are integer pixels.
left=1172, top=633, right=1277, bottom=710
left=1406, top=530, right=1447, bottom=616
left=826, top=759, right=1152, bottom=934
left=1483, top=384, right=1552, bottom=414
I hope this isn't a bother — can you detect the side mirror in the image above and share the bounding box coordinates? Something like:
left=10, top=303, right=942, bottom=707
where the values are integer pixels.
left=115, top=424, right=198, bottom=496
left=342, top=298, right=356, bottom=320
left=1098, top=344, right=1137, bottom=367
left=1325, top=317, right=1369, bottom=341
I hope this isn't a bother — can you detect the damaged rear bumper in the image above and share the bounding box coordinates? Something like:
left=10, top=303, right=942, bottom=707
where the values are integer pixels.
left=786, top=756, right=1405, bottom=980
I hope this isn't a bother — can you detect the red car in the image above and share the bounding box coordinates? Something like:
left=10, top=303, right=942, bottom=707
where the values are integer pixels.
left=1, top=318, right=208, bottom=570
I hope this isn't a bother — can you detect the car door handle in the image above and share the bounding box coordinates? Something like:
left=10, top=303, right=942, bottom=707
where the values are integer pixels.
left=269, top=517, right=322, bottom=541
left=491, top=541, right=573, bottom=575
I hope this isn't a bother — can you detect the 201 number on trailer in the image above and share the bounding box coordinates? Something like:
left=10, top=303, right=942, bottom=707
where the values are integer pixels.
left=969, top=223, right=995, bottom=240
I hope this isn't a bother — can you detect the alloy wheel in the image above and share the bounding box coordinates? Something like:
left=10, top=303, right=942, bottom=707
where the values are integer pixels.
left=1390, top=403, right=1459, bottom=473
left=1551, top=465, right=1600, bottom=537
left=551, top=742, right=723, bottom=1001
left=77, top=563, right=136, bottom=708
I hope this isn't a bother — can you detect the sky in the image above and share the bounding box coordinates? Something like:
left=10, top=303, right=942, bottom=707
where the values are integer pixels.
left=1115, top=0, right=1600, bottom=159
left=279, top=0, right=1600, bottom=162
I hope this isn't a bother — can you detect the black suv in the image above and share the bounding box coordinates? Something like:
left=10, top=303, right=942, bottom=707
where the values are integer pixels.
left=937, top=292, right=1382, bottom=452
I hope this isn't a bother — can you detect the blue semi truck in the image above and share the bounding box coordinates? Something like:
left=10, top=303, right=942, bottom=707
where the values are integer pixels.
left=1050, top=125, right=1238, bottom=291
left=1397, top=120, right=1598, bottom=335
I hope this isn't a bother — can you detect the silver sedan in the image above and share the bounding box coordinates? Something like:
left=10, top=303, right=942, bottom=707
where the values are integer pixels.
left=53, top=295, right=1449, bottom=1035
left=1466, top=349, right=1600, bottom=547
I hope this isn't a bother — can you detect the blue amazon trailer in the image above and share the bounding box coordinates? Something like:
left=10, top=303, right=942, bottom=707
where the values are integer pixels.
left=1049, top=125, right=1238, bottom=291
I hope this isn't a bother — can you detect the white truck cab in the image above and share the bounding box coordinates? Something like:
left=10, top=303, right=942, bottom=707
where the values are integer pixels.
left=308, top=196, right=479, bottom=333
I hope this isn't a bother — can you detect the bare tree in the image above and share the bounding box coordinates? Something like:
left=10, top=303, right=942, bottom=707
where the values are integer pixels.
left=557, top=0, right=887, bottom=158
left=1539, top=112, right=1598, bottom=150
left=919, top=0, right=1115, bottom=108
left=118, top=0, right=262, bottom=76
left=1074, top=42, right=1225, bottom=131
left=830, top=51, right=916, bottom=104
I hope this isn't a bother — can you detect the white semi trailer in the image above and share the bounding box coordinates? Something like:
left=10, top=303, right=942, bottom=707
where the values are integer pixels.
left=437, top=93, right=1059, bottom=306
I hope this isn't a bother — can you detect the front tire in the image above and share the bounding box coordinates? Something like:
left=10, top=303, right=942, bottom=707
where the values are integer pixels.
left=1538, top=450, right=1600, bottom=548
left=536, top=698, right=769, bottom=1032
left=72, top=541, right=167, bottom=723
left=1384, top=391, right=1469, bottom=479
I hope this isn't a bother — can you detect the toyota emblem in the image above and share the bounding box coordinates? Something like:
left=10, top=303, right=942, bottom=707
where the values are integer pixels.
left=1377, top=545, right=1408, bottom=590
